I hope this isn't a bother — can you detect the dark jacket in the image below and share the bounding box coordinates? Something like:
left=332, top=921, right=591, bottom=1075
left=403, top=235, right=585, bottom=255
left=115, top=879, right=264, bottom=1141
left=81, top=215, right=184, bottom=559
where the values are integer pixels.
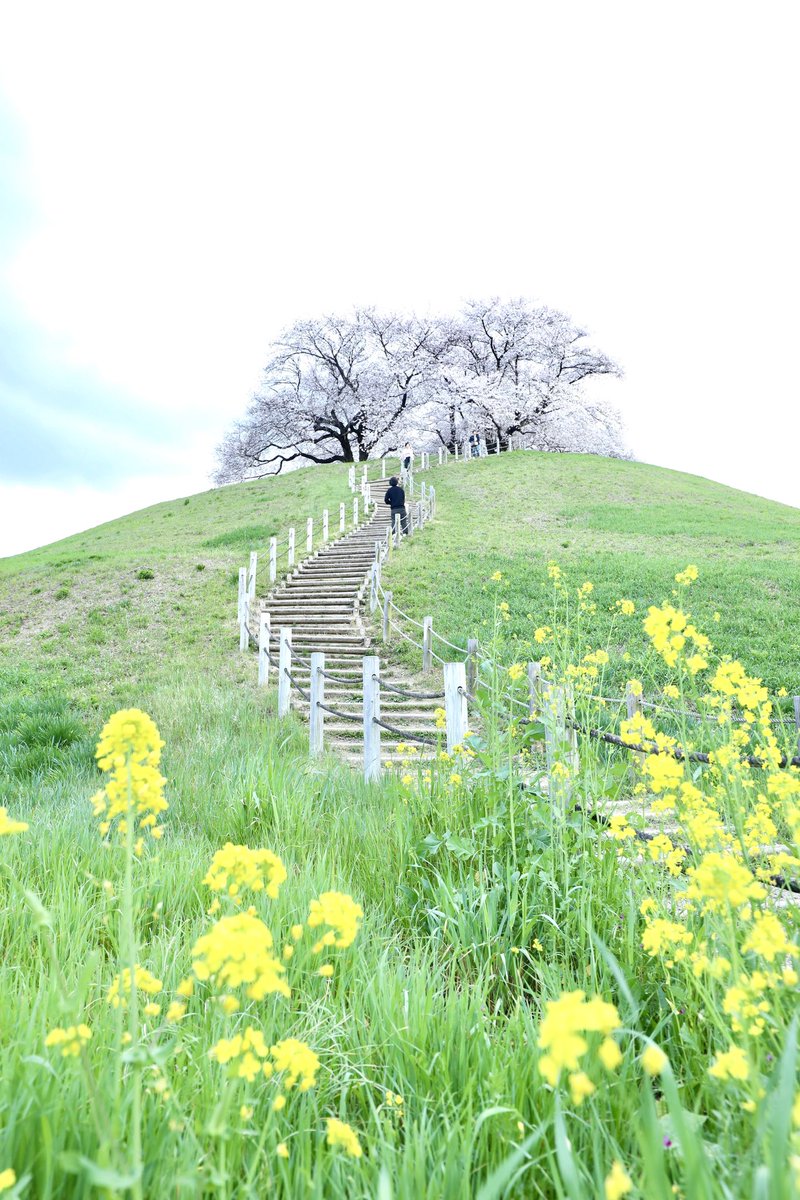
left=384, top=484, right=406, bottom=509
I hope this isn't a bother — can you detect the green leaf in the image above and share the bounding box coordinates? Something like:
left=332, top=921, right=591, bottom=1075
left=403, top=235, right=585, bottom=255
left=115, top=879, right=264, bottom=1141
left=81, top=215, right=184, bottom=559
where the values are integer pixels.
left=57, top=1151, right=141, bottom=1189
left=475, top=1131, right=540, bottom=1200
left=23, top=888, right=53, bottom=929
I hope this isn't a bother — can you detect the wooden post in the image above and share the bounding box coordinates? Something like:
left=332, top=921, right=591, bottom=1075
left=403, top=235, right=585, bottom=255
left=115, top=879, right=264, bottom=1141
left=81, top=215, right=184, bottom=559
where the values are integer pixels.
left=454, top=443, right=459, bottom=461
left=466, top=638, right=479, bottom=694
left=527, top=661, right=542, bottom=717
left=540, top=679, right=559, bottom=775
left=407, top=503, right=415, bottom=536
left=626, top=684, right=645, bottom=780
left=430, top=485, right=436, bottom=517
left=309, top=652, right=325, bottom=756
left=339, top=502, right=345, bottom=533
left=288, top=527, right=295, bottom=567
left=269, top=536, right=277, bottom=584
left=385, top=526, right=392, bottom=559
left=277, top=628, right=292, bottom=718
left=382, top=590, right=392, bottom=641
left=353, top=497, right=359, bottom=526
left=248, top=551, right=257, bottom=607
left=444, top=662, right=468, bottom=753
left=348, top=466, right=355, bottom=491
left=793, top=695, right=799, bottom=755
left=322, top=509, right=329, bottom=542
left=422, top=616, right=433, bottom=673
left=381, top=456, right=386, bottom=475
left=363, top=655, right=381, bottom=782
left=394, top=512, right=401, bottom=547
left=438, top=447, right=443, bottom=466
left=369, top=564, right=377, bottom=612
left=258, top=614, right=271, bottom=686
left=306, top=517, right=313, bottom=554
left=238, top=567, right=248, bottom=651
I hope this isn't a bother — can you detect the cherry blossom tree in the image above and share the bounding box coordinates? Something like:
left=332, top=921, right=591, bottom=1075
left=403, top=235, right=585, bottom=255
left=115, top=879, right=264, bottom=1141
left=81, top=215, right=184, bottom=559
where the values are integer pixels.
left=214, top=299, right=625, bottom=481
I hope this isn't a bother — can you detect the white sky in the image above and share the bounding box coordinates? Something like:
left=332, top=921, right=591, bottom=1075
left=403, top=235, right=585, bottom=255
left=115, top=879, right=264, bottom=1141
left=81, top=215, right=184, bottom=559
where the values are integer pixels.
left=1, top=0, right=798, bottom=558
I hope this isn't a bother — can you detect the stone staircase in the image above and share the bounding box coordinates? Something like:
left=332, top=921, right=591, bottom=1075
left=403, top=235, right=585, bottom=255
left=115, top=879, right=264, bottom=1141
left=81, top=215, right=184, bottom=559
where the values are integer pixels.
left=260, top=479, right=443, bottom=766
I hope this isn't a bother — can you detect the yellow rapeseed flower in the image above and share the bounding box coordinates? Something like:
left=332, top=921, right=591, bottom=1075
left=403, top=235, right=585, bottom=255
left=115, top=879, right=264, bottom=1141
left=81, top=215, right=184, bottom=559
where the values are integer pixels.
left=270, top=1038, right=320, bottom=1091
left=45, top=1024, right=92, bottom=1057
left=568, top=1071, right=595, bottom=1105
left=325, top=1117, right=363, bottom=1158
left=0, top=1169, right=17, bottom=1192
left=0, top=807, right=28, bottom=836
left=276, top=1142, right=289, bottom=1158
left=192, top=913, right=290, bottom=1000
left=508, top=663, right=525, bottom=681
left=90, top=708, right=167, bottom=843
left=604, top=1160, right=633, bottom=1200
left=203, top=844, right=287, bottom=900
left=107, top=965, right=163, bottom=1008
left=641, top=1044, right=668, bottom=1076
left=709, top=1044, right=749, bottom=1082
left=307, top=891, right=363, bottom=951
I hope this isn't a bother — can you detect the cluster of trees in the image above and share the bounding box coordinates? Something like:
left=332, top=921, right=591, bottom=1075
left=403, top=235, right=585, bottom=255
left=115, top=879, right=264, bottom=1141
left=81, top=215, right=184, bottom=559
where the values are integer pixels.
left=214, top=298, right=625, bottom=481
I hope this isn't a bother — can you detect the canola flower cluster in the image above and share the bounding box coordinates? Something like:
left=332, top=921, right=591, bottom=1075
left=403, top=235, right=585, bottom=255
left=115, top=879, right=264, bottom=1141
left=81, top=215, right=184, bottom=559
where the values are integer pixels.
left=209, top=1027, right=320, bottom=1091
left=0, top=807, right=28, bottom=836
left=45, top=1024, right=92, bottom=1057
left=203, top=843, right=287, bottom=900
left=90, top=708, right=168, bottom=847
left=537, top=989, right=622, bottom=1102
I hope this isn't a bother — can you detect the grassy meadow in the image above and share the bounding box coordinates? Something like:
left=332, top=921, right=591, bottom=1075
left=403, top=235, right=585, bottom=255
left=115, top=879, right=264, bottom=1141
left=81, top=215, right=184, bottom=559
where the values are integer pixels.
left=1, top=452, right=799, bottom=1198
left=393, top=452, right=800, bottom=695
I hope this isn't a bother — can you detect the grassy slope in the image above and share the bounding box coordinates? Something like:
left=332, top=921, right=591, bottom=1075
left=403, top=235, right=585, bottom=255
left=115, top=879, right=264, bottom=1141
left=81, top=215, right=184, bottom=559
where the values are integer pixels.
left=1, top=453, right=798, bottom=1197
left=388, top=452, right=800, bottom=693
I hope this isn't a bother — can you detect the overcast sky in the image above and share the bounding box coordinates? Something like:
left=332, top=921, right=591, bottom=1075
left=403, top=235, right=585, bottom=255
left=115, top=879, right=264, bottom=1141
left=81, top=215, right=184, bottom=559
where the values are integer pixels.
left=1, top=1, right=797, bottom=559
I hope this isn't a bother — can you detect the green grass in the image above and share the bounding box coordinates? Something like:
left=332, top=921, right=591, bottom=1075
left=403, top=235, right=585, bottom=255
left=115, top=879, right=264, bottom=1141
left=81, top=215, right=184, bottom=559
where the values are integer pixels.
left=0, top=454, right=798, bottom=1197
left=388, top=452, right=800, bottom=694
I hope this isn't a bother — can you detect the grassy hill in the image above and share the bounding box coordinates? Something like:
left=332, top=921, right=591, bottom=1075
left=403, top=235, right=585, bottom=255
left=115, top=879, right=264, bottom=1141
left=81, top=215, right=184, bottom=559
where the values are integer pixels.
left=391, top=452, right=800, bottom=695
left=1, top=452, right=798, bottom=1198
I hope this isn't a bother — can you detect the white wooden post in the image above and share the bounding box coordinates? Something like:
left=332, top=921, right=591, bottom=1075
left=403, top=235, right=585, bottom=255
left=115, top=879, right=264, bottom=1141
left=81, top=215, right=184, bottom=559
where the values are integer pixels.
left=382, top=590, right=392, bottom=641
left=278, top=628, right=292, bottom=718
left=444, top=662, right=468, bottom=753
left=238, top=567, right=248, bottom=651
left=540, top=679, right=558, bottom=776
left=349, top=466, right=356, bottom=491
left=309, top=652, right=325, bottom=756
left=363, top=655, right=381, bottom=782
left=381, top=456, right=386, bottom=475
left=626, top=684, right=645, bottom=780
left=422, top=616, right=433, bottom=673
left=454, top=443, right=459, bottom=461
left=369, top=564, right=378, bottom=612
left=269, top=536, right=277, bottom=584
left=288, top=527, right=295, bottom=568
left=258, top=614, right=271, bottom=686
left=438, top=447, right=443, bottom=466
left=353, top=497, right=359, bottom=526
left=527, top=661, right=542, bottom=717
left=322, top=509, right=329, bottom=542
left=248, top=551, right=257, bottom=607
left=339, top=502, right=345, bottom=533
left=306, top=517, right=313, bottom=554
left=466, top=638, right=479, bottom=694
left=393, top=512, right=401, bottom=547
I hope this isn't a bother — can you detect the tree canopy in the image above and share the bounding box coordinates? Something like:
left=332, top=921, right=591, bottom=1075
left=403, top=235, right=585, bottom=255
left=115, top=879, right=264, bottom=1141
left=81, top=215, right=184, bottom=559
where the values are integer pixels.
left=214, top=299, right=624, bottom=481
